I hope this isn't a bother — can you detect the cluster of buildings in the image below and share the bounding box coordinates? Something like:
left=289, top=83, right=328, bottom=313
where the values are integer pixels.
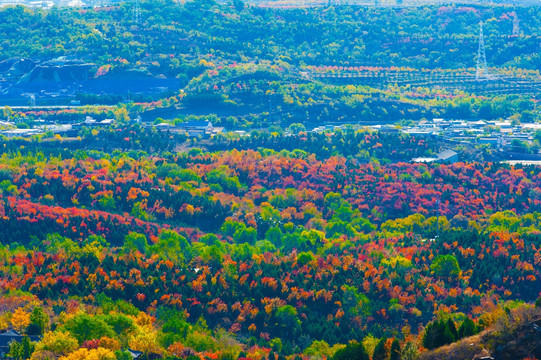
left=397, top=118, right=536, bottom=150
left=0, top=0, right=112, bottom=10
left=2, top=113, right=540, bottom=162
left=303, top=117, right=541, bottom=162
left=307, top=118, right=537, bottom=153
left=0, top=116, right=115, bottom=138
left=0, top=116, right=224, bottom=140
left=151, top=120, right=223, bottom=137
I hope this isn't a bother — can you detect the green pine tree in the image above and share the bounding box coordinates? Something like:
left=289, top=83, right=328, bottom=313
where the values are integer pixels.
left=372, top=337, right=388, bottom=360
left=22, top=336, right=35, bottom=359
left=446, top=319, right=458, bottom=341
left=390, top=338, right=401, bottom=360
left=458, top=317, right=477, bottom=339
left=27, top=307, right=49, bottom=335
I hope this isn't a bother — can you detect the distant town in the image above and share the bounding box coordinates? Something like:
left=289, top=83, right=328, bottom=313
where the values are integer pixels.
left=3, top=112, right=541, bottom=163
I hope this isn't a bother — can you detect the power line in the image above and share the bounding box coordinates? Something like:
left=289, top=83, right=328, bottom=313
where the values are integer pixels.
left=133, top=0, right=140, bottom=24
left=512, top=12, right=520, bottom=36
left=476, top=21, right=489, bottom=81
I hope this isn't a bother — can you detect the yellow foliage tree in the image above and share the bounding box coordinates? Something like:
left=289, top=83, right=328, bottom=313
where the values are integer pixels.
left=362, top=334, right=380, bottom=358
left=99, top=337, right=120, bottom=351
left=59, top=347, right=116, bottom=360
left=132, top=312, right=154, bottom=327
left=0, top=314, right=9, bottom=331
left=11, top=307, right=31, bottom=332
left=30, top=350, right=57, bottom=360
left=35, top=331, right=79, bottom=356
left=128, top=326, right=161, bottom=355
left=113, top=108, right=129, bottom=123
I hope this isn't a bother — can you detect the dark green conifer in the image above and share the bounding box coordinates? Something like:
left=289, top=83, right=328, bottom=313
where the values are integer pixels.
left=390, top=338, right=401, bottom=360
left=458, top=317, right=477, bottom=339
left=372, top=337, right=388, bottom=360
left=332, top=341, right=369, bottom=360
left=446, top=318, right=458, bottom=341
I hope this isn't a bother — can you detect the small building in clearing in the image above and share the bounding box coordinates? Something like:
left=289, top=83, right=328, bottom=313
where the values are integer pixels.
left=177, top=120, right=213, bottom=132
left=412, top=149, right=458, bottom=164
left=437, top=149, right=458, bottom=163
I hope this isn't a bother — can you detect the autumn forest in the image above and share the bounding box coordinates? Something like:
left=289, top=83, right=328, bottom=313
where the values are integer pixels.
left=1, top=0, right=541, bottom=359
left=0, top=125, right=539, bottom=360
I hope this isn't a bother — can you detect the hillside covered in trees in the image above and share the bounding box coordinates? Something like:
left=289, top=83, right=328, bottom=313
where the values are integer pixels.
left=1, top=1, right=540, bottom=69
left=1, top=0, right=541, bottom=359
left=0, top=127, right=540, bottom=360
left=0, top=1, right=540, bottom=125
